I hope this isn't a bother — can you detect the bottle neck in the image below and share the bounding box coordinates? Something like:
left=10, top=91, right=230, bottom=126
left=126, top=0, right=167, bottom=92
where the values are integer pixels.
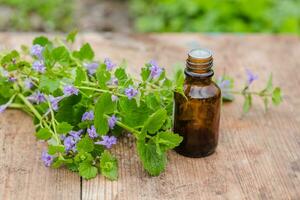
left=185, top=48, right=214, bottom=83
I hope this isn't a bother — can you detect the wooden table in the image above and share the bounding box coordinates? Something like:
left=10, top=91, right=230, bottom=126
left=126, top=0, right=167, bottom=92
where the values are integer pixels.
left=0, top=33, right=299, bottom=200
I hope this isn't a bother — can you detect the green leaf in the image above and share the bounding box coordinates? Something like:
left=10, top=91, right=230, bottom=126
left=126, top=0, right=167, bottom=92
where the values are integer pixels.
left=1, top=50, right=19, bottom=66
left=48, top=145, right=65, bottom=155
left=153, top=132, right=183, bottom=154
left=73, top=43, right=94, bottom=61
left=78, top=162, right=98, bottom=179
left=272, top=87, right=282, bottom=106
left=35, top=128, right=52, bottom=140
left=141, top=67, right=150, bottom=81
left=55, top=95, right=85, bottom=125
left=77, top=137, right=95, bottom=153
left=142, top=108, right=167, bottom=134
left=74, top=152, right=93, bottom=163
left=243, top=94, right=252, bottom=113
left=56, top=122, right=73, bottom=134
left=51, top=46, right=70, bottom=65
left=115, top=68, right=128, bottom=86
left=137, top=140, right=167, bottom=176
left=39, top=75, right=60, bottom=93
left=33, top=36, right=52, bottom=46
left=52, top=157, right=72, bottom=168
left=100, top=150, right=118, bottom=180
left=265, top=73, right=273, bottom=93
left=94, top=93, right=115, bottom=135
left=96, top=64, right=111, bottom=89
left=119, top=97, right=152, bottom=127
left=74, top=67, right=87, bottom=86
left=66, top=30, right=78, bottom=43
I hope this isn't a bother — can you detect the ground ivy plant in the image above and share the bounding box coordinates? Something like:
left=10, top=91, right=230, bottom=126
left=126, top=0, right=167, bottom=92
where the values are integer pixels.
left=0, top=33, right=282, bottom=180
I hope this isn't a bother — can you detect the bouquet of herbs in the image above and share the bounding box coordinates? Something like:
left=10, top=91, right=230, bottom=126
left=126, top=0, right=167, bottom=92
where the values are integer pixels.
left=0, top=33, right=282, bottom=180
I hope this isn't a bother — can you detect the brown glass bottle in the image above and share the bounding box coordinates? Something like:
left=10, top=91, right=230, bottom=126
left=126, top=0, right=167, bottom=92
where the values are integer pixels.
left=174, top=48, right=221, bottom=158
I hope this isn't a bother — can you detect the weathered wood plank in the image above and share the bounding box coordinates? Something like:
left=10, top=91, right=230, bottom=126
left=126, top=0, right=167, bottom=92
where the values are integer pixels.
left=0, top=33, right=300, bottom=200
left=0, top=110, right=81, bottom=200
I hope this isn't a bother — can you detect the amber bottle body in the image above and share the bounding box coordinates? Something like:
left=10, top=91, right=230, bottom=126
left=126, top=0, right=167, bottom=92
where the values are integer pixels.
left=174, top=71, right=221, bottom=158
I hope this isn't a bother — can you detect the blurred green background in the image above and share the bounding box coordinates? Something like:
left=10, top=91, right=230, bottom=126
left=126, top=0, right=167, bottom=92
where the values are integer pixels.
left=0, top=0, right=299, bottom=34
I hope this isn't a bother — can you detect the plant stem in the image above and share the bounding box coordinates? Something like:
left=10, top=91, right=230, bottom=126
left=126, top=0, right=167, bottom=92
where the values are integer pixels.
left=103, top=114, right=140, bottom=137
left=228, top=90, right=271, bottom=97
left=47, top=100, right=60, bottom=144
left=18, top=93, right=42, bottom=120
left=77, top=86, right=127, bottom=97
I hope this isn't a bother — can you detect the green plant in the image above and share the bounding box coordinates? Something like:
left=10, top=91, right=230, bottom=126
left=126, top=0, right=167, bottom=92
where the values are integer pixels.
left=0, top=0, right=74, bottom=31
left=129, top=0, right=300, bottom=33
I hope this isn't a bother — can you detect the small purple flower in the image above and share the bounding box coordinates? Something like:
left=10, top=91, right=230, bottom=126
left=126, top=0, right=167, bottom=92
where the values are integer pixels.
left=69, top=130, right=83, bottom=142
left=31, top=44, right=44, bottom=60
left=1, top=69, right=9, bottom=77
left=87, top=125, right=98, bottom=139
left=108, top=77, right=118, bottom=86
left=41, top=151, right=54, bottom=167
left=0, top=103, right=8, bottom=113
left=24, top=78, right=34, bottom=89
left=28, top=91, right=46, bottom=104
left=64, top=136, right=77, bottom=152
left=216, top=77, right=232, bottom=100
left=104, top=58, right=116, bottom=71
left=32, top=60, right=46, bottom=73
left=63, top=85, right=79, bottom=96
left=246, top=69, right=258, bottom=86
left=82, top=111, right=94, bottom=121
left=60, top=134, right=66, bottom=141
left=149, top=60, right=163, bottom=79
left=108, top=115, right=117, bottom=129
left=125, top=86, right=138, bottom=100
left=95, top=135, right=117, bottom=149
left=8, top=77, right=17, bottom=82
left=49, top=95, right=63, bottom=111
left=111, top=95, right=118, bottom=102
left=84, top=62, right=99, bottom=75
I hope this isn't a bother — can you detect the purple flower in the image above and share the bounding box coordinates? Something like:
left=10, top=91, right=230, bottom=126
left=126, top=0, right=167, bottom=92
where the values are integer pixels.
left=104, top=58, right=116, bottom=71
left=87, top=125, right=98, bottom=139
left=41, top=151, right=54, bottom=167
left=149, top=60, right=163, bottom=79
left=8, top=77, right=17, bottom=82
left=95, top=135, right=117, bottom=149
left=108, top=115, right=117, bottom=129
left=246, top=69, right=258, bottom=85
left=84, top=62, right=99, bottom=75
left=108, top=77, right=118, bottom=86
left=31, top=44, right=44, bottom=60
left=1, top=69, right=9, bottom=77
left=32, top=60, right=46, bottom=73
left=64, top=136, right=77, bottom=152
left=125, top=86, right=138, bottom=100
left=49, top=95, right=63, bottom=111
left=60, top=134, right=66, bottom=141
left=0, top=103, right=9, bottom=113
left=69, top=130, right=83, bottom=142
left=111, top=95, right=118, bottom=102
left=63, top=85, right=79, bottom=96
left=24, top=78, right=34, bottom=89
left=216, top=77, right=232, bottom=99
left=82, top=111, right=94, bottom=121
left=28, top=91, right=46, bottom=104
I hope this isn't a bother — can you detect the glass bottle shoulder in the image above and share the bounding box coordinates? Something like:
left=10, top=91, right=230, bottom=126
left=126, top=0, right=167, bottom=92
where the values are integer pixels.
left=183, top=80, right=221, bottom=100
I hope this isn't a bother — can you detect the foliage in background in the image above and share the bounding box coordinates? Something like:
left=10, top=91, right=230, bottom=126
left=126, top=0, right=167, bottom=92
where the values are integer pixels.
left=0, top=0, right=74, bottom=31
left=129, top=0, right=300, bottom=33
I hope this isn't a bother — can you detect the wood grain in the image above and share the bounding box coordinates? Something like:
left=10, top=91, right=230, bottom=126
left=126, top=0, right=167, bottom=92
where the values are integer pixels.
left=0, top=110, right=81, bottom=200
left=0, top=33, right=300, bottom=200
